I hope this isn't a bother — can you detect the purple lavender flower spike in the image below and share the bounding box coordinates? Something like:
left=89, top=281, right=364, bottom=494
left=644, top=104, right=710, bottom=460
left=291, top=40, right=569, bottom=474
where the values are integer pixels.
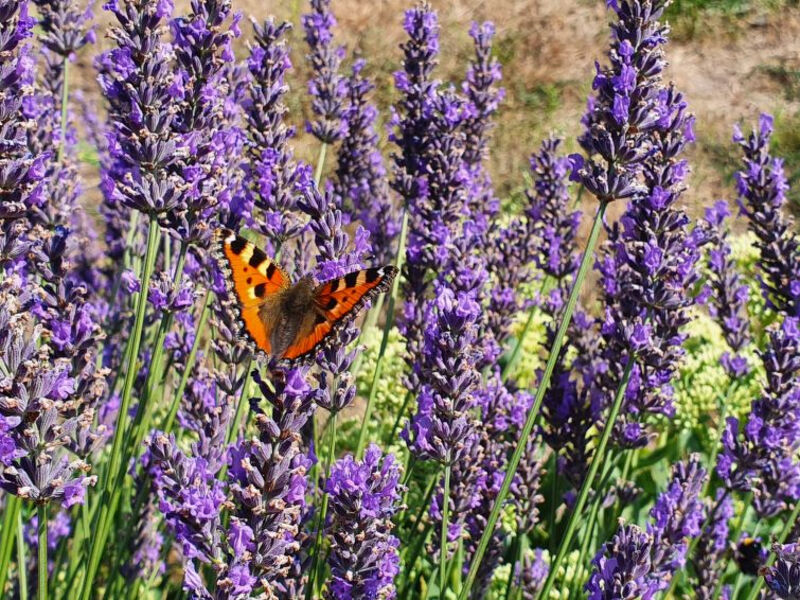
left=399, top=86, right=473, bottom=389
left=0, top=0, right=43, bottom=264
left=30, top=226, right=109, bottom=462
left=700, top=200, right=751, bottom=376
left=228, top=368, right=315, bottom=593
left=691, top=489, right=734, bottom=599
left=482, top=136, right=578, bottom=370
left=735, top=113, right=800, bottom=317
left=461, top=20, right=503, bottom=234
left=717, top=317, right=800, bottom=518
left=587, top=456, right=706, bottom=596
left=302, top=0, right=348, bottom=144
left=325, top=444, right=402, bottom=600
left=390, top=2, right=438, bottom=206
left=572, top=0, right=671, bottom=204
left=595, top=83, right=703, bottom=448
left=243, top=18, right=309, bottom=254
left=23, top=0, right=94, bottom=232
left=764, top=543, right=800, bottom=599
left=647, top=455, right=707, bottom=587
left=462, top=382, right=543, bottom=599
left=97, top=0, right=188, bottom=217
left=148, top=271, right=200, bottom=315
left=333, top=59, right=398, bottom=264
left=0, top=275, right=98, bottom=507
left=527, top=138, right=580, bottom=289
left=121, top=500, right=166, bottom=584
left=146, top=431, right=230, bottom=593
left=585, top=524, right=660, bottom=600
left=163, top=0, right=243, bottom=246
left=31, top=0, right=94, bottom=58
left=516, top=549, right=549, bottom=599
left=390, top=2, right=440, bottom=380
left=404, top=282, right=481, bottom=466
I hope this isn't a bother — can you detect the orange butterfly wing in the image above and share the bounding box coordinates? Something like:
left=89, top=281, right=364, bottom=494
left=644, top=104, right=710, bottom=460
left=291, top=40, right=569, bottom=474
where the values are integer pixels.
left=281, top=266, right=399, bottom=362
left=213, top=229, right=289, bottom=355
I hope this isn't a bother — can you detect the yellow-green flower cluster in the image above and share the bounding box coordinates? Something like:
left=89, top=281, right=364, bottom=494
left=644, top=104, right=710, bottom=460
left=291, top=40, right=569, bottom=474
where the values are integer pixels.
left=663, top=231, right=778, bottom=448
left=487, top=548, right=586, bottom=600
left=505, top=305, right=550, bottom=386
left=337, top=325, right=409, bottom=456
left=669, top=309, right=762, bottom=448
left=729, top=231, right=777, bottom=337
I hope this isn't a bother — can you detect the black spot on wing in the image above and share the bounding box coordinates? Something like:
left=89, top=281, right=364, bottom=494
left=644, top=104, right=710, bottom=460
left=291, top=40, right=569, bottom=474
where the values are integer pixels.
left=315, top=313, right=328, bottom=325
left=254, top=283, right=266, bottom=298
left=230, top=237, right=247, bottom=255
left=266, top=263, right=276, bottom=279
left=324, top=298, right=337, bottom=310
left=249, top=247, right=268, bottom=268
left=365, top=268, right=381, bottom=284
left=344, top=271, right=359, bottom=288
left=329, top=278, right=339, bottom=293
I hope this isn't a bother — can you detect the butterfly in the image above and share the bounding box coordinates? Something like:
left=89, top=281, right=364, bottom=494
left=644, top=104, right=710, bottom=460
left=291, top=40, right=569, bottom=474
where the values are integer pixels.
left=213, top=228, right=398, bottom=365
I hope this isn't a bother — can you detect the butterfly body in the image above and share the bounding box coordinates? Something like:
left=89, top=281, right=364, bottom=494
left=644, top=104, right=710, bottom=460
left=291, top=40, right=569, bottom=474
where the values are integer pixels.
left=259, top=276, right=318, bottom=358
left=213, top=229, right=397, bottom=365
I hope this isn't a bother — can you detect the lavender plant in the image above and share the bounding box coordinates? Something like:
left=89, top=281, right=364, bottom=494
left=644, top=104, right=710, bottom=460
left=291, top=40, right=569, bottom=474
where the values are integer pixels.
left=0, top=1, right=797, bottom=600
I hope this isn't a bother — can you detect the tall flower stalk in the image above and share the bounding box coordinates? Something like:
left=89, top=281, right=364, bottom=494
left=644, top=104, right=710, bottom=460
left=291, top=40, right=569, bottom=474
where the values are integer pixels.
left=243, top=18, right=308, bottom=255
left=302, top=0, right=347, bottom=183
left=325, top=445, right=402, bottom=599
left=515, top=0, right=683, bottom=596
left=81, top=0, right=187, bottom=593
left=735, top=114, right=800, bottom=318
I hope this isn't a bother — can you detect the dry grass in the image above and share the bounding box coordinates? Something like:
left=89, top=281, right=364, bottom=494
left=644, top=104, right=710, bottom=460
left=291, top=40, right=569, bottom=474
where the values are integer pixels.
left=72, top=0, right=800, bottom=222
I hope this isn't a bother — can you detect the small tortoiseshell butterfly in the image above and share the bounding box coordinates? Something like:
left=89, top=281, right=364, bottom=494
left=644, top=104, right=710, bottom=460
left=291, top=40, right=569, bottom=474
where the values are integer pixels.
left=213, top=228, right=397, bottom=365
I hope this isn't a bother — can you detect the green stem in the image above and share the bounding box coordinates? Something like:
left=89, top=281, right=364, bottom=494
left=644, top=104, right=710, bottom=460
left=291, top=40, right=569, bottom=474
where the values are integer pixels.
left=217, top=362, right=256, bottom=488
left=227, top=360, right=254, bottom=446
left=57, top=57, right=69, bottom=163
left=79, top=216, right=160, bottom=600
left=440, top=462, right=452, bottom=597
left=400, top=521, right=434, bottom=600
left=165, top=235, right=173, bottom=274
left=127, top=244, right=188, bottom=447
left=349, top=297, right=381, bottom=380
left=569, top=495, right=602, bottom=599
left=307, top=412, right=338, bottom=600
left=569, top=456, right=619, bottom=599
left=37, top=504, right=47, bottom=600
left=389, top=390, right=413, bottom=443
left=742, top=500, right=800, bottom=600
left=162, top=292, right=212, bottom=433
left=355, top=209, right=409, bottom=458
left=536, top=355, right=635, bottom=600
left=0, top=495, right=21, bottom=595
left=546, top=452, right=558, bottom=554
left=501, top=277, right=549, bottom=382
left=17, top=509, right=27, bottom=600
left=712, top=491, right=752, bottom=600
left=121, top=211, right=141, bottom=273
left=503, top=533, right=523, bottom=600
left=457, top=201, right=609, bottom=600
left=314, top=142, right=328, bottom=186
left=663, top=388, right=734, bottom=599
left=397, top=477, right=436, bottom=597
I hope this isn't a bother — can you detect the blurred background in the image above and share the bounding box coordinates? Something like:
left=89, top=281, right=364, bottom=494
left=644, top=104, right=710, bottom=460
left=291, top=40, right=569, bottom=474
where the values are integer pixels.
left=75, top=0, right=800, bottom=220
